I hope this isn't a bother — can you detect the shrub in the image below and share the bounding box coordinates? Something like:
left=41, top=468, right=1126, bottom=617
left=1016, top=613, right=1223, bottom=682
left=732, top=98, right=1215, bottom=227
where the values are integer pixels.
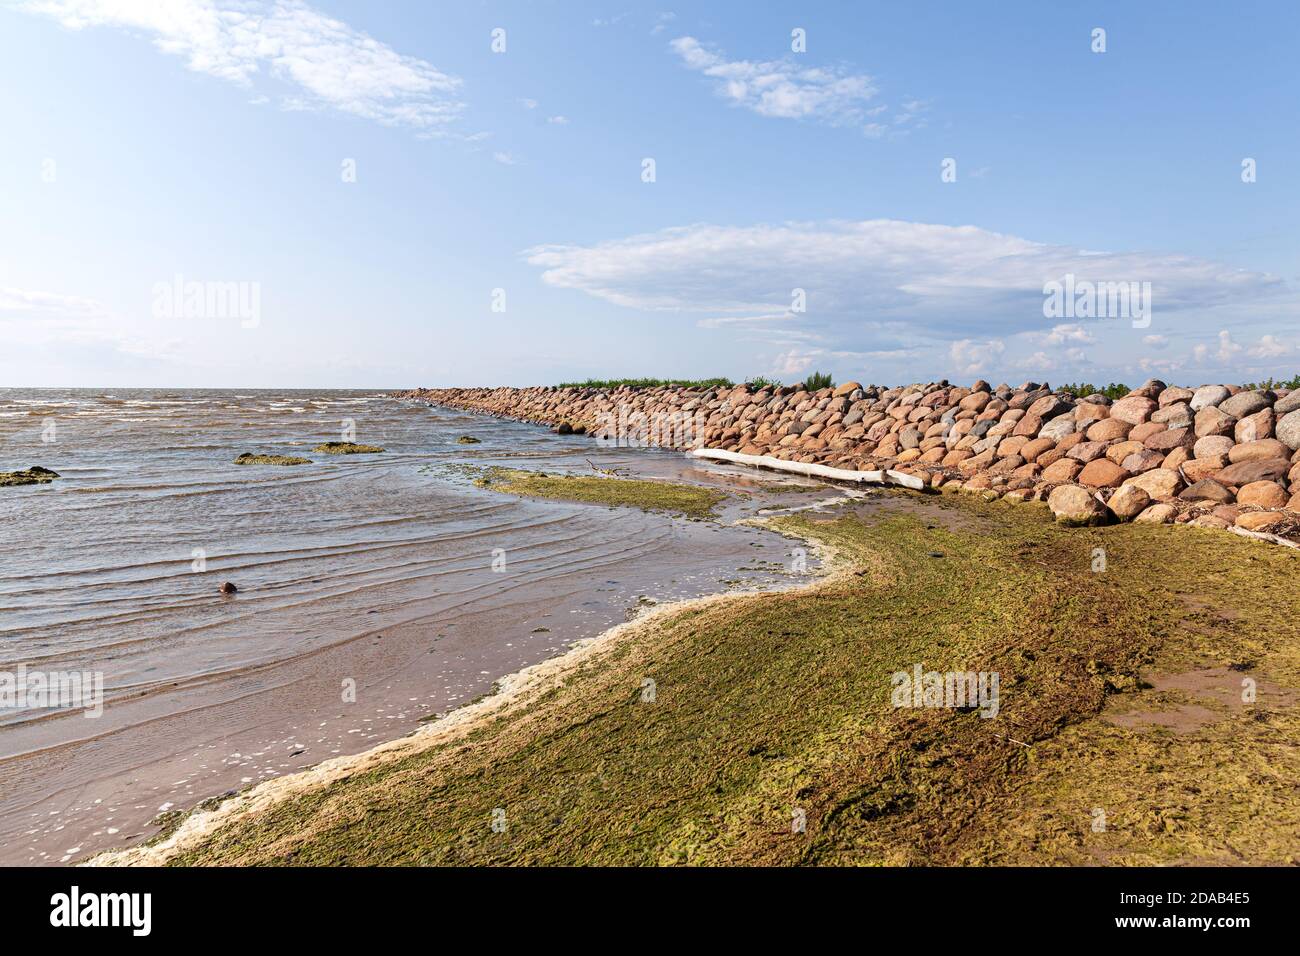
left=555, top=377, right=734, bottom=390
left=1059, top=382, right=1131, bottom=401
left=803, top=371, right=834, bottom=391
left=747, top=376, right=782, bottom=389
left=1242, top=375, right=1300, bottom=391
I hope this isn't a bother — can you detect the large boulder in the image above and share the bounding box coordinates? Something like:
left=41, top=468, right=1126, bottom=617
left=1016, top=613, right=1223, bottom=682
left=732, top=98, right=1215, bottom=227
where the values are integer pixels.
left=1039, top=416, right=1077, bottom=441
left=1220, top=389, right=1274, bottom=419
left=1086, top=418, right=1132, bottom=442
left=1215, top=458, right=1291, bottom=486
left=1182, top=455, right=1229, bottom=482
left=1134, top=502, right=1179, bottom=524
left=1124, top=467, right=1184, bottom=501
left=1194, top=406, right=1236, bottom=438
left=1067, top=440, right=1111, bottom=463
left=1078, top=459, right=1130, bottom=488
left=1228, top=438, right=1291, bottom=463
left=1179, top=479, right=1235, bottom=504
left=1144, top=427, right=1193, bottom=451
left=1027, top=395, right=1073, bottom=420
left=1109, top=395, right=1158, bottom=425
left=1121, top=449, right=1166, bottom=473
left=1106, top=439, right=1147, bottom=464
left=1237, top=480, right=1289, bottom=509
left=1158, top=386, right=1195, bottom=407
left=1108, top=484, right=1151, bottom=520
left=1047, top=484, right=1108, bottom=526
left=1193, top=435, right=1235, bottom=460
left=1278, top=409, right=1300, bottom=450
left=1190, top=384, right=1231, bottom=411
left=1236, top=511, right=1286, bottom=532
left=1234, top=409, right=1274, bottom=443
left=1151, top=402, right=1194, bottom=428
left=1020, top=436, right=1057, bottom=462
left=1041, top=458, right=1083, bottom=483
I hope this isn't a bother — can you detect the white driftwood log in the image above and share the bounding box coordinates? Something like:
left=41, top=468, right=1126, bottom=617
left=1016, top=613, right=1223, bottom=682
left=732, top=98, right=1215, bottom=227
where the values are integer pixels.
left=691, top=447, right=926, bottom=491
left=1229, top=526, right=1300, bottom=550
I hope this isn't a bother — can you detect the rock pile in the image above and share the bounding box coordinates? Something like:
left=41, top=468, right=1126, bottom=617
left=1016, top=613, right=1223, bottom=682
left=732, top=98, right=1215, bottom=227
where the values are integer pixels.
left=400, top=379, right=1300, bottom=540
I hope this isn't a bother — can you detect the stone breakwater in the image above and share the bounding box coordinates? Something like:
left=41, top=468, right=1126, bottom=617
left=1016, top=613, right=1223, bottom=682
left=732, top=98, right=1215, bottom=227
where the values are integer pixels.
left=400, top=379, right=1300, bottom=539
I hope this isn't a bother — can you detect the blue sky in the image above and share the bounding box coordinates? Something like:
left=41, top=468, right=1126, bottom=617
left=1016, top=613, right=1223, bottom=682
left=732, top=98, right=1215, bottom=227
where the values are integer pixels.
left=1, top=0, right=1297, bottom=388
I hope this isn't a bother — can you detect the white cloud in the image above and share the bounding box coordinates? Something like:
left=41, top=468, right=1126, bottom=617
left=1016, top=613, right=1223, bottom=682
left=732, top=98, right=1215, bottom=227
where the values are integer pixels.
left=525, top=219, right=1282, bottom=339
left=1248, top=333, right=1289, bottom=358
left=547, top=115, right=569, bottom=125
left=0, top=285, right=176, bottom=358
left=519, top=98, right=538, bottom=109
left=22, top=0, right=465, bottom=131
left=1138, top=356, right=1182, bottom=374
left=493, top=151, right=518, bottom=165
left=526, top=218, right=1297, bottom=383
left=773, top=348, right=816, bottom=377
left=670, top=36, right=884, bottom=131
left=949, top=338, right=1005, bottom=377
left=1190, top=327, right=1242, bottom=361
left=1041, top=323, right=1094, bottom=346
left=1016, top=350, right=1053, bottom=370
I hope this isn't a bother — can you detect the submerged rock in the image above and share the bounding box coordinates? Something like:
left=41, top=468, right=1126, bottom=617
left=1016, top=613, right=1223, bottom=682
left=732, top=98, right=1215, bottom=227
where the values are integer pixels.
left=314, top=442, right=384, bottom=454
left=0, top=466, right=61, bottom=487
left=219, top=581, right=238, bottom=595
left=456, top=435, right=481, bottom=444
left=234, top=453, right=311, bottom=466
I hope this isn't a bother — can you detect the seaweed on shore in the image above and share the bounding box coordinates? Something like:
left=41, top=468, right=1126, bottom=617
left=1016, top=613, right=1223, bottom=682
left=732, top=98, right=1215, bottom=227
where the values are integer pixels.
left=157, top=493, right=1300, bottom=867
left=472, top=466, right=726, bottom=519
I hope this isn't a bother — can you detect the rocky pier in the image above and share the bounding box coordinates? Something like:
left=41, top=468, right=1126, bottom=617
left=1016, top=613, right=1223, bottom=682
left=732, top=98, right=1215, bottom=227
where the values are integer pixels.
left=400, top=379, right=1300, bottom=542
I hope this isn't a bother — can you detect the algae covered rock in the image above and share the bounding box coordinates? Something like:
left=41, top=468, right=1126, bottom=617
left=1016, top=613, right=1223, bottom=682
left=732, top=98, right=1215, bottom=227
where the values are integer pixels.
left=0, top=466, right=61, bottom=487
left=456, top=436, right=481, bottom=444
left=234, top=453, right=311, bottom=466
left=314, top=441, right=384, bottom=454
left=1047, top=484, right=1108, bottom=526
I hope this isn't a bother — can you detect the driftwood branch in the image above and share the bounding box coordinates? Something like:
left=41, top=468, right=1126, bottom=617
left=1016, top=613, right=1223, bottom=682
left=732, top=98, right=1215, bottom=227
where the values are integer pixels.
left=691, top=447, right=927, bottom=491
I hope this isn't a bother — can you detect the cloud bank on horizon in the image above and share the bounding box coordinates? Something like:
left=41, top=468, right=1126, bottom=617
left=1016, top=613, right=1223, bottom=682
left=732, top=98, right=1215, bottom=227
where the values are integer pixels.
left=527, top=218, right=1294, bottom=381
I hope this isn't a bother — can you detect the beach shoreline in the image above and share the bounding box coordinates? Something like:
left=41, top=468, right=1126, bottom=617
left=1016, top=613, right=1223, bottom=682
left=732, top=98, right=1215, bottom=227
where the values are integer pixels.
left=87, top=519, right=843, bottom=866
left=1, top=391, right=829, bottom=866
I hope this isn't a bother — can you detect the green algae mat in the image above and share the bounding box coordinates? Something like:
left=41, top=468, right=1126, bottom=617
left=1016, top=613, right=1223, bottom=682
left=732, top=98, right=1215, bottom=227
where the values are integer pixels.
left=165, top=489, right=1300, bottom=866
left=473, top=467, right=727, bottom=519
